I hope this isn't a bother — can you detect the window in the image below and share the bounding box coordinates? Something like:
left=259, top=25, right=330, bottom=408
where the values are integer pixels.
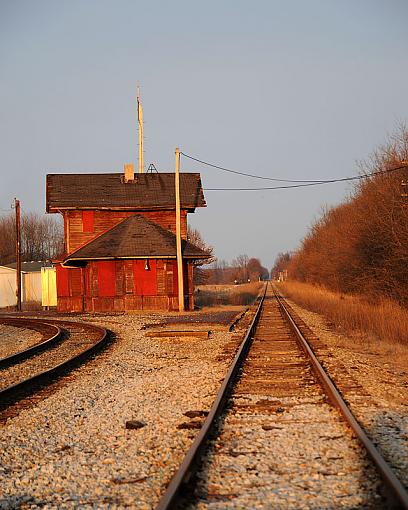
left=56, top=265, right=70, bottom=297
left=82, top=211, right=94, bottom=233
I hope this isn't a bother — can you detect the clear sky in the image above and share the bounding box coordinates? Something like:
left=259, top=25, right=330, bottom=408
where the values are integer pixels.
left=1, top=0, right=407, bottom=270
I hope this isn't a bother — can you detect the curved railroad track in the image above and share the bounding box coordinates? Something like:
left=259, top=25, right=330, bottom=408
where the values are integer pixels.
left=0, top=317, right=110, bottom=417
left=0, top=318, right=63, bottom=368
left=156, top=283, right=408, bottom=510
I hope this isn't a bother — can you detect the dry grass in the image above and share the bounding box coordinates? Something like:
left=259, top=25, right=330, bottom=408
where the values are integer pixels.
left=280, top=281, right=408, bottom=347
left=195, top=282, right=263, bottom=308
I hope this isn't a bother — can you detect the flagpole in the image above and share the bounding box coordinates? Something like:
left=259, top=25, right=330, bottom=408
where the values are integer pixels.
left=137, top=87, right=144, bottom=173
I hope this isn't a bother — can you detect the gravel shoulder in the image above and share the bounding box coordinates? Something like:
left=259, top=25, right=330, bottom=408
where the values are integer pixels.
left=285, top=298, right=408, bottom=408
left=0, top=311, right=240, bottom=510
left=285, top=298, right=408, bottom=490
left=0, top=325, right=42, bottom=359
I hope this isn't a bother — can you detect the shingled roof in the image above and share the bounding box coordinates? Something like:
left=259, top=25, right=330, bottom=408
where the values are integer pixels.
left=62, top=215, right=211, bottom=267
left=46, top=172, right=206, bottom=212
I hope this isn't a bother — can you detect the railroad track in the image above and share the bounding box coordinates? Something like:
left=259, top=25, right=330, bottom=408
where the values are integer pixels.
left=0, top=317, right=110, bottom=418
left=0, top=318, right=63, bottom=368
left=157, top=283, right=408, bottom=510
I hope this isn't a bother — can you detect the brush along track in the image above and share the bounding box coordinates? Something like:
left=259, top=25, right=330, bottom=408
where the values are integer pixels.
left=157, top=285, right=408, bottom=510
left=0, top=318, right=110, bottom=415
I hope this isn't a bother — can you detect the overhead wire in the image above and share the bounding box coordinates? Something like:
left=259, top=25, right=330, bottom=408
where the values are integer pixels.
left=181, top=151, right=325, bottom=183
left=180, top=152, right=408, bottom=191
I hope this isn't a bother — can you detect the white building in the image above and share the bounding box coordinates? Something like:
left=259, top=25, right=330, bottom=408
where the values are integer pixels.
left=0, top=262, right=56, bottom=309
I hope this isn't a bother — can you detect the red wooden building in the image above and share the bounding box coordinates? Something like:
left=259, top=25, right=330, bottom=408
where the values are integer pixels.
left=46, top=168, right=209, bottom=312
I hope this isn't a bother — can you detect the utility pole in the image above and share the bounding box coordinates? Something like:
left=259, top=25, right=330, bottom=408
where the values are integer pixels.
left=15, top=198, right=22, bottom=311
left=175, top=147, right=184, bottom=311
left=137, top=87, right=144, bottom=173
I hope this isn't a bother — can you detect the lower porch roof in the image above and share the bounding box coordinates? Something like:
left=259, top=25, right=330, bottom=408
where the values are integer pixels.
left=62, top=214, right=210, bottom=267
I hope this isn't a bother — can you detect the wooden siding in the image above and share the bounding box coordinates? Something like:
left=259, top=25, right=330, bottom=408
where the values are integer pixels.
left=98, top=261, right=116, bottom=297
left=56, top=258, right=193, bottom=312
left=82, top=211, right=94, bottom=233
left=65, top=210, right=188, bottom=253
left=56, top=266, right=84, bottom=312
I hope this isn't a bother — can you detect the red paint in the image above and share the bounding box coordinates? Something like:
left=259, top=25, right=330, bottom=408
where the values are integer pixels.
left=169, top=261, right=188, bottom=296
left=70, top=268, right=83, bottom=296
left=84, top=265, right=90, bottom=296
left=133, top=259, right=157, bottom=295
left=172, top=260, right=178, bottom=295
left=98, top=261, right=116, bottom=297
left=82, top=210, right=94, bottom=233
left=56, top=265, right=70, bottom=297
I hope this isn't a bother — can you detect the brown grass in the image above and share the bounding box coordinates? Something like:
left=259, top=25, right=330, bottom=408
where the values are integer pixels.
left=195, top=282, right=263, bottom=308
left=280, top=281, right=408, bottom=346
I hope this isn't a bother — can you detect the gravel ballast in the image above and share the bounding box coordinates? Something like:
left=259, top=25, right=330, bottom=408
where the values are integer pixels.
left=0, top=325, right=42, bottom=359
left=0, top=313, right=236, bottom=509
left=1, top=298, right=407, bottom=509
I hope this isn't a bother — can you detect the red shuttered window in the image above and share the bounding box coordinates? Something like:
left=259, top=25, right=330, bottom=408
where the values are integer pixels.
left=82, top=211, right=94, bottom=233
left=56, top=265, right=70, bottom=297
left=98, top=261, right=116, bottom=297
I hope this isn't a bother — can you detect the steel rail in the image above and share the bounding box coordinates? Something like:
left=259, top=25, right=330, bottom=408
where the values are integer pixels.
left=275, top=289, right=408, bottom=510
left=0, top=318, right=63, bottom=369
left=0, top=321, right=110, bottom=409
left=156, top=283, right=268, bottom=510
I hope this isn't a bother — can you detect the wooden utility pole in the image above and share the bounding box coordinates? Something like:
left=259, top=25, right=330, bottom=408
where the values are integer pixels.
left=175, top=147, right=184, bottom=311
left=15, top=198, right=22, bottom=311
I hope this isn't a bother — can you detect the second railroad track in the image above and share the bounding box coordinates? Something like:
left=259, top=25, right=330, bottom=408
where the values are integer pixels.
left=0, top=317, right=110, bottom=419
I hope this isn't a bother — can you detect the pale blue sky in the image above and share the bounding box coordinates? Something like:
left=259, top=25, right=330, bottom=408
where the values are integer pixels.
left=1, top=0, right=407, bottom=269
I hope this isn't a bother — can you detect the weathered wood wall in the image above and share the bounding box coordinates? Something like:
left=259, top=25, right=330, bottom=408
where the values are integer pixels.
left=64, top=210, right=188, bottom=253
left=56, top=258, right=193, bottom=312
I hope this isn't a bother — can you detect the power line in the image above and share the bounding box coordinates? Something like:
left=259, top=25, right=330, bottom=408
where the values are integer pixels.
left=181, top=152, right=408, bottom=191
left=181, top=152, right=325, bottom=183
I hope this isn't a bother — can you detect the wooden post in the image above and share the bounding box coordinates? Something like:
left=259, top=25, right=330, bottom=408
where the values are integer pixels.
left=175, top=147, right=184, bottom=311
left=15, top=198, right=22, bottom=311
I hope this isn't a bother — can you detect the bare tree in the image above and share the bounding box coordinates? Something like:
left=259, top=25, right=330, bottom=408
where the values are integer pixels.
left=232, top=254, right=249, bottom=282
left=0, top=213, right=16, bottom=265
left=287, top=124, right=408, bottom=304
left=0, top=211, right=63, bottom=265
left=187, top=226, right=216, bottom=284
left=271, top=252, right=291, bottom=279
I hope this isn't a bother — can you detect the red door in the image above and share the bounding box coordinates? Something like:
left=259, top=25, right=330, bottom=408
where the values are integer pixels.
left=98, top=261, right=116, bottom=297
left=133, top=259, right=157, bottom=296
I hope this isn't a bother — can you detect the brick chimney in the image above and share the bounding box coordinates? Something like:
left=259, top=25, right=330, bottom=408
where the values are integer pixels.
left=124, top=163, right=134, bottom=182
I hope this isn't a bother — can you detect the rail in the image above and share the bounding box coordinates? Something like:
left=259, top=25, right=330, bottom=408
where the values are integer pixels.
left=156, top=283, right=408, bottom=510
left=156, top=283, right=267, bottom=510
left=0, top=318, right=63, bottom=369
left=0, top=319, right=110, bottom=409
left=274, top=288, right=408, bottom=510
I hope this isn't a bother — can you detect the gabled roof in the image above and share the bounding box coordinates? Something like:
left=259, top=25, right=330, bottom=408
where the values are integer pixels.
left=46, top=172, right=206, bottom=212
left=63, top=215, right=211, bottom=267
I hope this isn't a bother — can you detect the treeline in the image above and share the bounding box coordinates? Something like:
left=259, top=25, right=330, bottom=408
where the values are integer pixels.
left=276, top=126, right=408, bottom=305
left=203, top=255, right=269, bottom=284
left=0, top=212, right=63, bottom=265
